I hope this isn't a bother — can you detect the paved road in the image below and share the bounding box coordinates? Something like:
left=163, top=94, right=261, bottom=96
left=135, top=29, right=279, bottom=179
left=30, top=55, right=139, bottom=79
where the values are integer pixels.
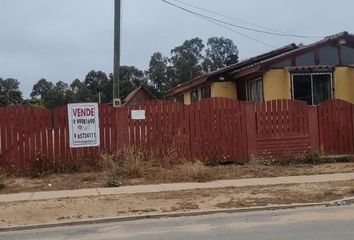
left=2, top=205, right=354, bottom=240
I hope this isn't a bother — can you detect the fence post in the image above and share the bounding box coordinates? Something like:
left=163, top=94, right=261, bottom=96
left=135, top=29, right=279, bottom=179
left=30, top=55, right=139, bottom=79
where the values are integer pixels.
left=116, top=107, right=129, bottom=150
left=308, top=105, right=320, bottom=153
left=245, top=102, right=257, bottom=160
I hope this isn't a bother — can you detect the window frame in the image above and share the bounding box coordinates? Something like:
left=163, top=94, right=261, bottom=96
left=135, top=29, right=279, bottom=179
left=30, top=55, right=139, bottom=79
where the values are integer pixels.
left=176, top=95, right=184, bottom=104
left=245, top=78, right=264, bottom=102
left=200, top=85, right=211, bottom=99
left=190, top=89, right=199, bottom=103
left=291, top=72, right=333, bottom=105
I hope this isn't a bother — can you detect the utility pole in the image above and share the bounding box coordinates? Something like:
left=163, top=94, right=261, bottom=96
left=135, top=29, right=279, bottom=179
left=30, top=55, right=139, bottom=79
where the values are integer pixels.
left=113, top=0, right=121, bottom=107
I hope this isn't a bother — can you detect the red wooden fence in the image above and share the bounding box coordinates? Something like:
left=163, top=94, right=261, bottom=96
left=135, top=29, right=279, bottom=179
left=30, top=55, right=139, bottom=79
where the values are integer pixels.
left=0, top=98, right=353, bottom=174
left=318, top=99, right=354, bottom=155
left=188, top=98, right=248, bottom=162
left=254, top=100, right=312, bottom=156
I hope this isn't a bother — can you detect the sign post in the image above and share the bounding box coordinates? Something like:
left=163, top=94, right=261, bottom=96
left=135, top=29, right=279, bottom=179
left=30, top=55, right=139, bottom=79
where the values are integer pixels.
left=68, top=103, right=100, bottom=148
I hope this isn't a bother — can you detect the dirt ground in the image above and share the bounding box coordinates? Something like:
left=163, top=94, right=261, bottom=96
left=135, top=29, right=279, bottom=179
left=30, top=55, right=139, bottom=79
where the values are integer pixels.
left=1, top=180, right=354, bottom=228
left=1, top=162, right=354, bottom=194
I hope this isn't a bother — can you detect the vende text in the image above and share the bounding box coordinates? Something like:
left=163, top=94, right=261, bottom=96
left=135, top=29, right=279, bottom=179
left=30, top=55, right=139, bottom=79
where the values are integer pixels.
left=72, top=108, right=95, bottom=117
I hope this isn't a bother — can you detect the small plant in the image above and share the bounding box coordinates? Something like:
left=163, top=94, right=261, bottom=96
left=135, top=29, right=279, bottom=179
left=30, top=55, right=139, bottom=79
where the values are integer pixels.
left=0, top=168, right=6, bottom=190
left=105, top=176, right=120, bottom=188
left=252, top=151, right=325, bottom=167
left=204, top=154, right=221, bottom=167
left=302, top=152, right=322, bottom=165
left=31, top=150, right=48, bottom=178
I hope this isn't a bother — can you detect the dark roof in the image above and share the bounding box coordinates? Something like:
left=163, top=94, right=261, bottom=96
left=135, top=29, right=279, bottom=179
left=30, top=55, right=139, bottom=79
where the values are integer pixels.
left=122, top=85, right=157, bottom=106
left=167, top=44, right=298, bottom=96
left=168, top=31, right=354, bottom=97
left=246, top=31, right=354, bottom=73
left=286, top=65, right=335, bottom=72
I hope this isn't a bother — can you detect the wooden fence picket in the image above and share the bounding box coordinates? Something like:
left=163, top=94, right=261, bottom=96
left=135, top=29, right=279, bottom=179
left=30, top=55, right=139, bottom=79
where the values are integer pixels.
left=0, top=98, right=354, bottom=174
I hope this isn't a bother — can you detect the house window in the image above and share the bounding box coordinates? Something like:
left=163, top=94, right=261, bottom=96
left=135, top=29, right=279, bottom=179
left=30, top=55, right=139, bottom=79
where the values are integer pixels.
left=201, top=85, right=211, bottom=99
left=190, top=89, right=199, bottom=103
left=292, top=73, right=332, bottom=105
left=246, top=78, right=263, bottom=102
left=176, top=95, right=184, bottom=104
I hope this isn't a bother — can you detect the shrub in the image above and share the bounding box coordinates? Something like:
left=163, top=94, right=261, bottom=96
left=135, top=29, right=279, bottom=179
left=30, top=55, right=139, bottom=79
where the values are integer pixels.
left=204, top=155, right=221, bottom=167
left=303, top=152, right=322, bottom=165
left=105, top=176, right=120, bottom=188
left=31, top=151, right=48, bottom=178
left=0, top=168, right=5, bottom=190
left=100, top=147, right=163, bottom=180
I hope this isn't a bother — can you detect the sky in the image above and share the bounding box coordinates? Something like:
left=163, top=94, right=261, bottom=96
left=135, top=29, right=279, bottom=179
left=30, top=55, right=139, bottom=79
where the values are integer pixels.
left=1, top=0, right=354, bottom=98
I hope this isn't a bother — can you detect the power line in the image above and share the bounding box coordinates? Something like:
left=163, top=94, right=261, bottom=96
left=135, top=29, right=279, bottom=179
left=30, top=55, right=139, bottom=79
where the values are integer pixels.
left=161, top=0, right=274, bottom=48
left=163, top=0, right=324, bottom=39
left=171, top=0, right=324, bottom=39
left=196, top=12, right=275, bottom=48
left=172, top=0, right=293, bottom=35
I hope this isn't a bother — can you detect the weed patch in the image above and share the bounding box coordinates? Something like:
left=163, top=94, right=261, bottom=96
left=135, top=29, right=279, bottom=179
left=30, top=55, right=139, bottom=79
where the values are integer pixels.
left=0, top=168, right=5, bottom=190
left=251, top=152, right=350, bottom=167
left=105, top=176, right=120, bottom=188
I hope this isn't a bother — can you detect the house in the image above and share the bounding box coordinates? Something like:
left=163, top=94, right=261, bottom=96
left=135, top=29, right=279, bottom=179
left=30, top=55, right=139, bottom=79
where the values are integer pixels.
left=122, top=85, right=157, bottom=106
left=167, top=31, right=354, bottom=105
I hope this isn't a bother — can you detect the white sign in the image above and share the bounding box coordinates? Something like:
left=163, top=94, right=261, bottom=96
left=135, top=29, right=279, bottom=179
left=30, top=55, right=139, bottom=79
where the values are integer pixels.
left=131, top=110, right=146, bottom=120
left=68, top=103, right=100, bottom=148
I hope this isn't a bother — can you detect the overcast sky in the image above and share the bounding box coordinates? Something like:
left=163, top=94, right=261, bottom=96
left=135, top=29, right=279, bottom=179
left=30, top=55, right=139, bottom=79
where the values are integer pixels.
left=1, top=0, right=353, bottom=97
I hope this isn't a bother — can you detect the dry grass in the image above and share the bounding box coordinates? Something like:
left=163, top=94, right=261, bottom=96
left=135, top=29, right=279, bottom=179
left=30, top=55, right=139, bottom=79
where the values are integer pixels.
left=163, top=162, right=213, bottom=183
left=99, top=148, right=213, bottom=184
left=2, top=155, right=354, bottom=194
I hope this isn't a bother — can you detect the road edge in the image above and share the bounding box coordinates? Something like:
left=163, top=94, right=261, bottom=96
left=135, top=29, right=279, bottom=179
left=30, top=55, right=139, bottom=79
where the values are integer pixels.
left=2, top=194, right=354, bottom=233
left=0, top=202, right=328, bottom=232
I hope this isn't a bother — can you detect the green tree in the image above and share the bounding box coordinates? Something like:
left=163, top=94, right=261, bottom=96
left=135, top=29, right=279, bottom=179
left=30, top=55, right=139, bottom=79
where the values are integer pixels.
left=70, top=79, right=93, bottom=103
left=30, top=78, right=54, bottom=99
left=119, top=66, right=148, bottom=100
left=1, top=78, right=20, bottom=92
left=83, top=70, right=110, bottom=102
left=100, top=77, right=113, bottom=103
left=147, top=52, right=171, bottom=98
left=84, top=70, right=109, bottom=93
left=202, top=37, right=239, bottom=72
left=0, top=78, right=23, bottom=106
left=43, top=81, right=70, bottom=109
left=170, top=38, right=205, bottom=84
left=8, top=90, right=23, bottom=104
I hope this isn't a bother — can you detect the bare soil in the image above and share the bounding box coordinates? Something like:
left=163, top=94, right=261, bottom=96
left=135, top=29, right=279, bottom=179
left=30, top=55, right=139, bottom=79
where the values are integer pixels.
left=1, top=162, right=354, bottom=194
left=1, top=180, right=354, bottom=227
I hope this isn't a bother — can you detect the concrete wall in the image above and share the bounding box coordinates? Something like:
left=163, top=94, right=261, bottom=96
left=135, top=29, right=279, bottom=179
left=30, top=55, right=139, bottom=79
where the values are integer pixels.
left=211, top=82, right=237, bottom=99
left=183, top=91, right=192, bottom=105
left=334, top=67, right=354, bottom=103
left=263, top=69, right=292, bottom=101
left=174, top=81, right=237, bottom=105
left=174, top=67, right=354, bottom=104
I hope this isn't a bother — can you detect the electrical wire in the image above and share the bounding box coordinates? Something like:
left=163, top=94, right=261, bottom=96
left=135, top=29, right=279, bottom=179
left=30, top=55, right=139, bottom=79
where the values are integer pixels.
left=172, top=0, right=292, bottom=35
left=171, top=0, right=324, bottom=39
left=196, top=12, right=275, bottom=48
left=162, top=0, right=324, bottom=39
left=161, top=0, right=274, bottom=48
